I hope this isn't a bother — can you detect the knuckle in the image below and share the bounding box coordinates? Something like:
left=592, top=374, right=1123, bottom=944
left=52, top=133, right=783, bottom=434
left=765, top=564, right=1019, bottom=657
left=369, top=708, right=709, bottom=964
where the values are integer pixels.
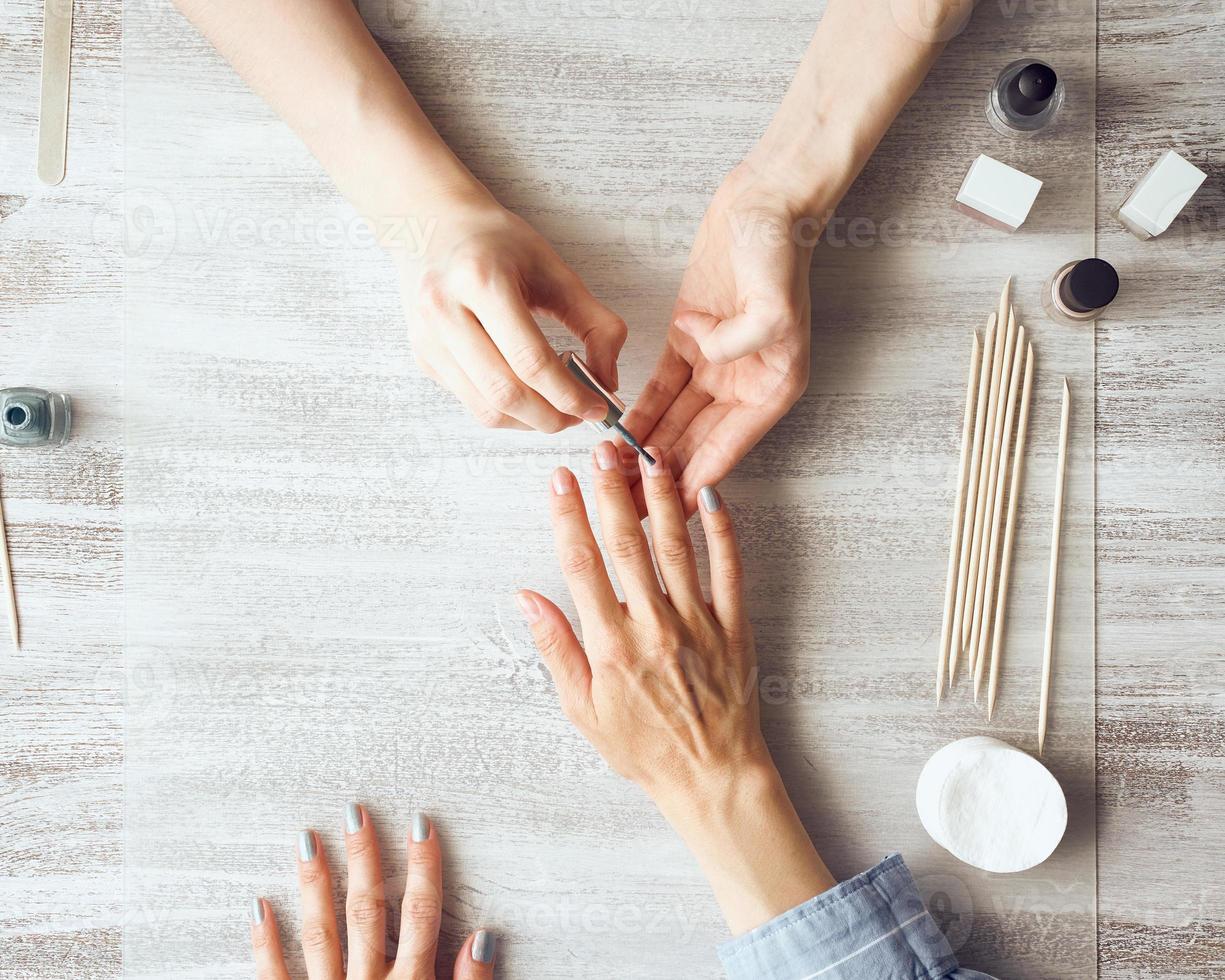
left=605, top=531, right=648, bottom=564
left=415, top=273, right=449, bottom=313
left=654, top=534, right=693, bottom=567
left=345, top=834, right=377, bottom=859
left=454, top=253, right=504, bottom=291
left=483, top=373, right=527, bottom=413
left=300, top=922, right=336, bottom=953
left=347, top=893, right=386, bottom=926
left=403, top=892, right=442, bottom=928
left=560, top=545, right=603, bottom=579
left=510, top=344, right=555, bottom=386
left=297, top=864, right=327, bottom=887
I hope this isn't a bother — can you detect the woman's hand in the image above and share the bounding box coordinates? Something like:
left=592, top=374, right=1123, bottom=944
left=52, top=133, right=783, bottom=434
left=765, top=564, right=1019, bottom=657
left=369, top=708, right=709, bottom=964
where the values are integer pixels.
left=518, top=444, right=836, bottom=934
left=249, top=808, right=497, bottom=979
left=621, top=164, right=816, bottom=513
left=398, top=189, right=628, bottom=433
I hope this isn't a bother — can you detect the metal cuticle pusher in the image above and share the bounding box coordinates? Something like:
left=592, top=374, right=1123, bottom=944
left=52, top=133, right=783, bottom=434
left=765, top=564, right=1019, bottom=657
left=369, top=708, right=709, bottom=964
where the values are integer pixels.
left=561, top=352, right=656, bottom=468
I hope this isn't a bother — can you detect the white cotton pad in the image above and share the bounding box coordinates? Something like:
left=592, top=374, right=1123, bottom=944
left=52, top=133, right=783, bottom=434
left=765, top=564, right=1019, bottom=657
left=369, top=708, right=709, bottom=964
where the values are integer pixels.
left=915, top=736, right=1067, bottom=873
left=955, top=154, right=1043, bottom=232
left=1116, top=149, right=1207, bottom=240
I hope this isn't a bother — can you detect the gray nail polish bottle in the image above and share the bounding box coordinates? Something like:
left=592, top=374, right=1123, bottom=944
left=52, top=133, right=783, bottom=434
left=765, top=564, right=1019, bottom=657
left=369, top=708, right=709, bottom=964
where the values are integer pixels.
left=0, top=388, right=71, bottom=447
left=986, top=59, right=1064, bottom=137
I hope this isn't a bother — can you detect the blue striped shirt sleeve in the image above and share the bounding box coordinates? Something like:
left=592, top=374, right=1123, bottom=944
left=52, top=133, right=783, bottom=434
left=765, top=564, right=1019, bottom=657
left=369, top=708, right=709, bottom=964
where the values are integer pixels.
left=717, top=854, right=998, bottom=980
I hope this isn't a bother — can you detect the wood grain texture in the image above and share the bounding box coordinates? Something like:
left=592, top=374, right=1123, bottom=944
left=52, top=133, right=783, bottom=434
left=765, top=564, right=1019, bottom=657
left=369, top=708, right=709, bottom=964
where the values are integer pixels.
left=0, top=0, right=1220, bottom=978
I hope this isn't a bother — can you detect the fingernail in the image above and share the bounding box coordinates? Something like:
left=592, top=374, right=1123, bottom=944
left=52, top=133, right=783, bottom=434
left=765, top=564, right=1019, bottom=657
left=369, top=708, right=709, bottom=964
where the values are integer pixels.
left=551, top=467, right=576, bottom=495
left=345, top=803, right=363, bottom=834
left=249, top=897, right=265, bottom=925
left=699, top=486, right=721, bottom=513
left=592, top=441, right=618, bottom=471
left=412, top=811, right=431, bottom=843
left=515, top=591, right=541, bottom=624
left=618, top=446, right=638, bottom=472
left=582, top=404, right=611, bottom=423
left=642, top=446, right=666, bottom=478
left=472, top=929, right=497, bottom=964
left=298, top=830, right=317, bottom=862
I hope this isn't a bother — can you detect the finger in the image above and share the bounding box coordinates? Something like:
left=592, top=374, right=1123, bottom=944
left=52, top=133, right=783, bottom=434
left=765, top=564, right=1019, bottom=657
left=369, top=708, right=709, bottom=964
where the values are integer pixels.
left=446, top=309, right=572, bottom=432
left=676, top=307, right=791, bottom=364
left=642, top=382, right=713, bottom=463
left=470, top=286, right=609, bottom=422
left=667, top=401, right=733, bottom=479
left=393, top=812, right=443, bottom=977
left=549, top=466, right=623, bottom=634
left=637, top=447, right=704, bottom=614
left=453, top=930, right=498, bottom=980
left=544, top=265, right=628, bottom=391
left=674, top=403, right=780, bottom=514
left=417, top=344, right=530, bottom=431
left=296, top=830, right=344, bottom=980
left=343, top=804, right=387, bottom=978
left=619, top=342, right=690, bottom=446
left=516, top=589, right=595, bottom=725
left=697, top=484, right=746, bottom=634
left=590, top=441, right=664, bottom=613
left=249, top=898, right=291, bottom=980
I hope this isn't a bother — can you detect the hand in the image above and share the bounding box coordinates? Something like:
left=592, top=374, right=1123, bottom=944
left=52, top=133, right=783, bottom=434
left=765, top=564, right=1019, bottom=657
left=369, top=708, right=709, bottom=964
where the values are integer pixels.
left=622, top=163, right=816, bottom=513
left=398, top=189, right=628, bottom=433
left=518, top=444, right=835, bottom=933
left=249, top=808, right=497, bottom=979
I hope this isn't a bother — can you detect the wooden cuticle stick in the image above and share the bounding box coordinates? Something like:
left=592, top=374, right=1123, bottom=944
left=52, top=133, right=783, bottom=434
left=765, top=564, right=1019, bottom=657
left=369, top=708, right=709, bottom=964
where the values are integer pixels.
left=954, top=284, right=1010, bottom=685
left=948, top=311, right=997, bottom=687
left=1038, top=379, right=1071, bottom=754
left=0, top=475, right=20, bottom=650
left=973, top=323, right=1026, bottom=700
left=965, top=292, right=1018, bottom=681
left=936, top=330, right=982, bottom=702
left=988, top=341, right=1035, bottom=719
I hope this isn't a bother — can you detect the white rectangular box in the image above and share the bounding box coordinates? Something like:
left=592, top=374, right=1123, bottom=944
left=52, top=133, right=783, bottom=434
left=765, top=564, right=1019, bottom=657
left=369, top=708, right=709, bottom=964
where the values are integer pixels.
left=1116, top=149, right=1207, bottom=240
left=955, top=154, right=1043, bottom=232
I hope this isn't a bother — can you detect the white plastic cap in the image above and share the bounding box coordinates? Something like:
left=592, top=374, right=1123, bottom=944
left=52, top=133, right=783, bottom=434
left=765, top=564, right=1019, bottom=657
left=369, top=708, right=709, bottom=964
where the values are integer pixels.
left=1117, top=149, right=1207, bottom=239
left=955, top=155, right=1043, bottom=232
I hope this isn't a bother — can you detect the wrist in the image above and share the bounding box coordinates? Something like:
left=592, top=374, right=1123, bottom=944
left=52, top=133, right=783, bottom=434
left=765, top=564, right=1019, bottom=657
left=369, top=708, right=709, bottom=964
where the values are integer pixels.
left=655, top=755, right=837, bottom=935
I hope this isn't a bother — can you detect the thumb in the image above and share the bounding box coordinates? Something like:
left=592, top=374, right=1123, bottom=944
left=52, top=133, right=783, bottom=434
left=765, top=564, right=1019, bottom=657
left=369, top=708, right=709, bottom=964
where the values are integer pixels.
left=675, top=307, right=789, bottom=364
left=515, top=590, right=594, bottom=725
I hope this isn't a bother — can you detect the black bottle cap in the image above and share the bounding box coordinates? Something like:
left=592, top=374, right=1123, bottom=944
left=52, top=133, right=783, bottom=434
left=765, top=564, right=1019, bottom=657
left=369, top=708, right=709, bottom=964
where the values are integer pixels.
left=1005, top=62, right=1058, bottom=116
left=1059, top=258, right=1120, bottom=313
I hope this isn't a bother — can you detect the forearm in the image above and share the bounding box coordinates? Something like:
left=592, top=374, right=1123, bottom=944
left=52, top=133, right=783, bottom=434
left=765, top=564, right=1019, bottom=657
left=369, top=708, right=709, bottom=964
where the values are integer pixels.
left=751, top=0, right=975, bottom=214
left=174, top=0, right=486, bottom=237
left=655, top=760, right=836, bottom=936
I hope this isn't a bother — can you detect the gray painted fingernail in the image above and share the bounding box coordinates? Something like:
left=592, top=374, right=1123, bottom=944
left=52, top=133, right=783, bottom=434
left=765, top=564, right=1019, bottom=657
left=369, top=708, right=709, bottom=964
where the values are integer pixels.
left=298, top=830, right=317, bottom=861
left=345, top=803, right=363, bottom=834
left=249, top=897, right=265, bottom=925
left=412, top=811, right=430, bottom=843
left=472, top=929, right=497, bottom=963
left=699, top=486, right=721, bottom=513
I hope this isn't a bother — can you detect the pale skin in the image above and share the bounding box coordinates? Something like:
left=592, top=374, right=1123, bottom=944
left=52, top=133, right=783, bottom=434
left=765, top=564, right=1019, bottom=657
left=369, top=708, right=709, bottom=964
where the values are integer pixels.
left=249, top=813, right=496, bottom=980
left=519, top=445, right=836, bottom=933
left=173, top=0, right=973, bottom=509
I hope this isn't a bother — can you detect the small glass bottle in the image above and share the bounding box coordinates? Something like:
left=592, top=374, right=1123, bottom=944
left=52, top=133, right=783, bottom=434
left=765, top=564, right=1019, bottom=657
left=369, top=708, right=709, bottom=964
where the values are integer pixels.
left=986, top=59, right=1064, bottom=137
left=1042, top=259, right=1120, bottom=327
left=0, top=388, right=72, bottom=447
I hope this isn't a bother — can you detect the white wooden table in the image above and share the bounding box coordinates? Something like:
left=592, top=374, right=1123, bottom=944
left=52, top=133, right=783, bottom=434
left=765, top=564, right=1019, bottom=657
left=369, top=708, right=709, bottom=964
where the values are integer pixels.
left=1, top=1, right=1222, bottom=977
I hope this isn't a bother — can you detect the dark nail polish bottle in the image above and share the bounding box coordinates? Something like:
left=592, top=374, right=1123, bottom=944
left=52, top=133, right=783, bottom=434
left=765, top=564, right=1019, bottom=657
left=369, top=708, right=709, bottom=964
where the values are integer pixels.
left=987, top=59, right=1064, bottom=137
left=0, top=388, right=72, bottom=447
left=1042, top=259, right=1120, bottom=326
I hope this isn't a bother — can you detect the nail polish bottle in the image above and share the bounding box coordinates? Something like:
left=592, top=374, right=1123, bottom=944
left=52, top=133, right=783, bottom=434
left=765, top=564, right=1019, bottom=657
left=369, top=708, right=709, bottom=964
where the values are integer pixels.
left=1042, top=259, right=1120, bottom=326
left=986, top=59, right=1064, bottom=137
left=0, top=388, right=72, bottom=447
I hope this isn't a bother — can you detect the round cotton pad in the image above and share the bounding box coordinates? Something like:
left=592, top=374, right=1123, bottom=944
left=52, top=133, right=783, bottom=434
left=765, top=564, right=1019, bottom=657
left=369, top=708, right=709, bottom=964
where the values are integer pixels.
left=915, top=736, right=1067, bottom=873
